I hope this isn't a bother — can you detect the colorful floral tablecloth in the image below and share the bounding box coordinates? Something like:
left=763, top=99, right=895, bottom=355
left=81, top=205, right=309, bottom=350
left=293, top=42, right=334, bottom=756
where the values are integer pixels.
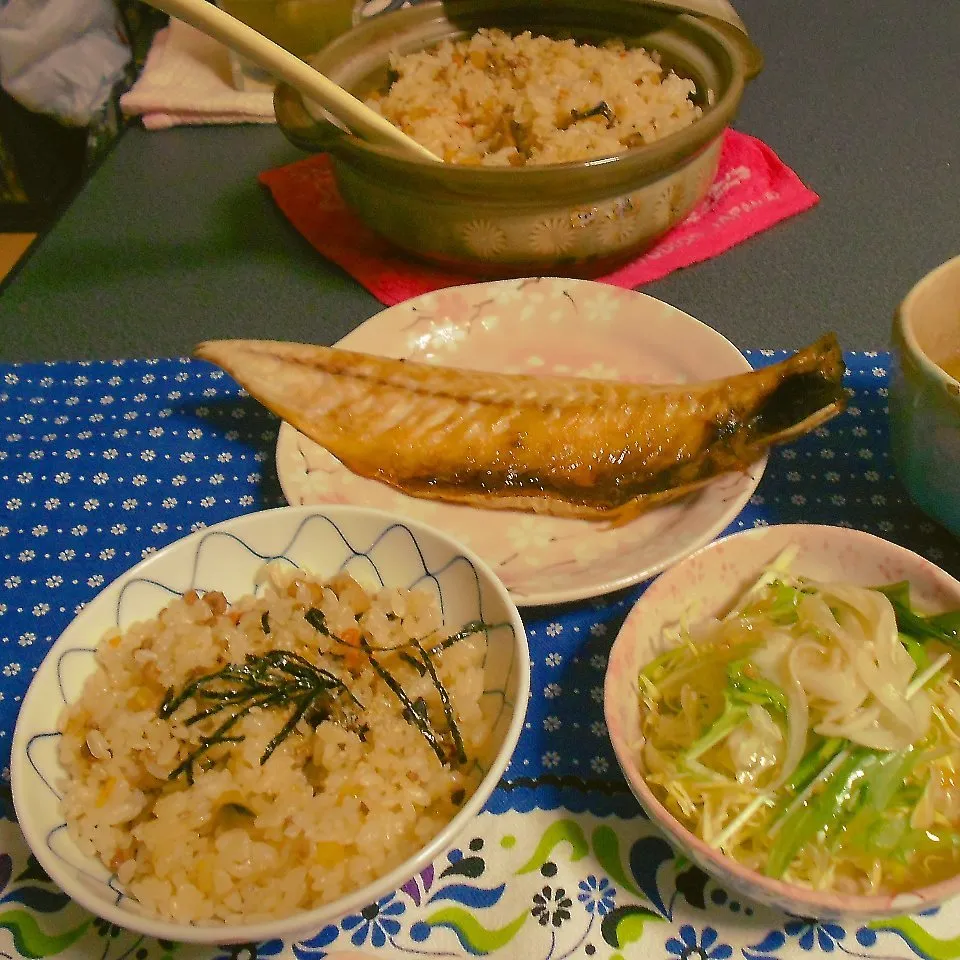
left=1, top=352, right=959, bottom=960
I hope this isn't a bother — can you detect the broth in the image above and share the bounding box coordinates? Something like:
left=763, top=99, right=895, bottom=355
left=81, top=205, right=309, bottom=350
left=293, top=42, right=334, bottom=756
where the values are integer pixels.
left=939, top=353, right=960, bottom=382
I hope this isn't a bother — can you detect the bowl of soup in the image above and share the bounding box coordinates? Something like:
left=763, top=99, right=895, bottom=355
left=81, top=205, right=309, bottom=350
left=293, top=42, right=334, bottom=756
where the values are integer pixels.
left=890, top=253, right=960, bottom=536
left=604, top=522, right=960, bottom=918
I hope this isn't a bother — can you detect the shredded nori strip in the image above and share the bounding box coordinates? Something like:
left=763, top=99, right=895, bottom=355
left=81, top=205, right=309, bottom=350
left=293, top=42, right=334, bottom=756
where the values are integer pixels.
left=404, top=696, right=429, bottom=723
left=415, top=640, right=467, bottom=764
left=399, top=651, right=427, bottom=676
left=160, top=650, right=362, bottom=782
left=160, top=600, right=501, bottom=779
left=311, top=606, right=503, bottom=659
left=570, top=100, right=616, bottom=128
left=439, top=620, right=507, bottom=650
left=359, top=636, right=450, bottom=764
left=304, top=607, right=331, bottom=635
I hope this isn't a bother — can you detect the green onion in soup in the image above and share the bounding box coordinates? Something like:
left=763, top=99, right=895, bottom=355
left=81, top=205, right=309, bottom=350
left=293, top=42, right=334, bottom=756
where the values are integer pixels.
left=638, top=554, right=960, bottom=895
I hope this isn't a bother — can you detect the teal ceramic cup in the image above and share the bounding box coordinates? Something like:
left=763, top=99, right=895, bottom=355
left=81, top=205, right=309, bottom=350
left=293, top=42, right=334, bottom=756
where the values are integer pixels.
left=889, top=254, right=960, bottom=536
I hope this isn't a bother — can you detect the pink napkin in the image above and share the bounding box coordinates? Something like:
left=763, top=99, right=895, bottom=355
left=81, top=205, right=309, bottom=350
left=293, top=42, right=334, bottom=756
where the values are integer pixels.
left=120, top=19, right=275, bottom=130
left=258, top=130, right=819, bottom=306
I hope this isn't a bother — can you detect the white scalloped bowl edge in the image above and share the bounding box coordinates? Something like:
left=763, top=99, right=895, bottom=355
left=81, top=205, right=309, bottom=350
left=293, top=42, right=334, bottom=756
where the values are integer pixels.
left=604, top=523, right=960, bottom=919
left=11, top=505, right=530, bottom=944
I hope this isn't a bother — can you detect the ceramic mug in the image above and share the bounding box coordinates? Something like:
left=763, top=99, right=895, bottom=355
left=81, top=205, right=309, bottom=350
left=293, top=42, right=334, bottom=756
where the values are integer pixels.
left=889, top=254, right=960, bottom=536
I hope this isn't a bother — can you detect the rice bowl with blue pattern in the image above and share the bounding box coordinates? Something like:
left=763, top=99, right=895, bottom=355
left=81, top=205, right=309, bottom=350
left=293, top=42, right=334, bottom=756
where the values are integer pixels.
left=11, top=505, right=529, bottom=944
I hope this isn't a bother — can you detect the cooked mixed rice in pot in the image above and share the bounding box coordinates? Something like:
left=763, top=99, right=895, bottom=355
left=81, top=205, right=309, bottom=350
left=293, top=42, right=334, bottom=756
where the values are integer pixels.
left=367, top=28, right=703, bottom=165
left=57, top=567, right=492, bottom=924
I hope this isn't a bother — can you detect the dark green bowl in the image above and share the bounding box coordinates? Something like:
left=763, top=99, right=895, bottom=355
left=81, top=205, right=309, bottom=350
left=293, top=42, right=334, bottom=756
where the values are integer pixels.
left=275, top=0, right=761, bottom=277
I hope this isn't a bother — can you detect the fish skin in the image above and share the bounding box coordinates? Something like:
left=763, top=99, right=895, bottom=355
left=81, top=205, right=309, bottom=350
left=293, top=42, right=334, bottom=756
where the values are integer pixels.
left=194, top=334, right=846, bottom=524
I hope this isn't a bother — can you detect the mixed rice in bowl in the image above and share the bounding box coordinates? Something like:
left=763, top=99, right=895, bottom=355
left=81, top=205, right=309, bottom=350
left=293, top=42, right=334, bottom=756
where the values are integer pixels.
left=367, top=28, right=705, bottom=166
left=60, top=569, right=489, bottom=924
left=276, top=0, right=758, bottom=274
left=12, top=506, right=529, bottom=943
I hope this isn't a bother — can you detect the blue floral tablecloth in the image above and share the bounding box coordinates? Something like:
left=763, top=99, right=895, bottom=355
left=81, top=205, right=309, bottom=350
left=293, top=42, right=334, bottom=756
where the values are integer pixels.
left=1, top=352, right=959, bottom=960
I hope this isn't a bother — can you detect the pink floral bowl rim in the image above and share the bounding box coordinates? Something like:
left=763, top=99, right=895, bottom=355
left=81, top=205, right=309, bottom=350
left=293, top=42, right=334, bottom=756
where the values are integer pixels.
left=275, top=277, right=766, bottom=607
left=603, top=522, right=960, bottom=919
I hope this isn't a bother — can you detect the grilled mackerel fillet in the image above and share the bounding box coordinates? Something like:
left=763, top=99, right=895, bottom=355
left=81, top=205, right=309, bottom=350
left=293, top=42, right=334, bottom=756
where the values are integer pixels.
left=195, top=334, right=846, bottom=525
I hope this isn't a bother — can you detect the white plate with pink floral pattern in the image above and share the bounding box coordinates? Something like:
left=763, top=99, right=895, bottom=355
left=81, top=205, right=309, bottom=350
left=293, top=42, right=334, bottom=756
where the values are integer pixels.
left=275, top=277, right=765, bottom=606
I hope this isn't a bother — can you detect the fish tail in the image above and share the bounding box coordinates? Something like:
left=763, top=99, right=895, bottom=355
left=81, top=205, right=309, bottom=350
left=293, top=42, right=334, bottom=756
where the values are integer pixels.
left=745, top=332, right=846, bottom=443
